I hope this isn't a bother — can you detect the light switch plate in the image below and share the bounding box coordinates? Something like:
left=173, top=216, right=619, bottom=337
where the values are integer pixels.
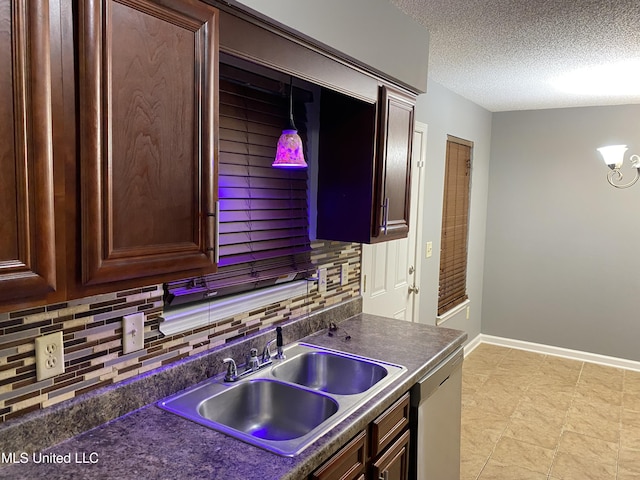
left=122, top=313, right=145, bottom=354
left=340, top=264, right=349, bottom=286
left=318, top=267, right=327, bottom=293
left=35, top=331, right=65, bottom=381
left=426, top=241, right=433, bottom=258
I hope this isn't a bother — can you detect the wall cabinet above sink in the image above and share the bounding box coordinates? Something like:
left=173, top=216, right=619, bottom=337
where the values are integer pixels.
left=316, top=85, right=415, bottom=244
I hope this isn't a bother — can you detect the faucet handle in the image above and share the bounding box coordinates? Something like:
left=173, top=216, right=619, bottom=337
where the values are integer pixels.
left=246, top=348, right=260, bottom=371
left=222, top=358, right=237, bottom=382
left=262, top=338, right=276, bottom=362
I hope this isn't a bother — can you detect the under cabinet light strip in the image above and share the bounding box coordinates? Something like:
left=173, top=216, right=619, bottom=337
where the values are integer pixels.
left=159, top=280, right=308, bottom=336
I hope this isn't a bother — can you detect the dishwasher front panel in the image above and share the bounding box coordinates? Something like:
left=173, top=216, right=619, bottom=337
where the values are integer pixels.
left=410, top=347, right=463, bottom=480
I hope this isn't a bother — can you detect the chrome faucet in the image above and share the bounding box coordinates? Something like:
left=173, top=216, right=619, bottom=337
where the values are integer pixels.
left=223, top=330, right=287, bottom=382
left=222, top=358, right=237, bottom=382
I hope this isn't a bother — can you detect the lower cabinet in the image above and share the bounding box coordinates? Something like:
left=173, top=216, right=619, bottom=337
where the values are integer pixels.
left=311, top=393, right=410, bottom=480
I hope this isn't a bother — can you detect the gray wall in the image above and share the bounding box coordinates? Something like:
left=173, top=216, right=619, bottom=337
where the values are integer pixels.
left=414, top=81, right=492, bottom=343
left=484, top=105, right=640, bottom=361
left=231, top=0, right=429, bottom=92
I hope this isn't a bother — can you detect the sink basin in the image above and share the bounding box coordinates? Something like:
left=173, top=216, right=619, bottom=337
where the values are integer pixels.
left=158, top=342, right=406, bottom=456
left=271, top=351, right=387, bottom=394
left=198, top=380, right=338, bottom=441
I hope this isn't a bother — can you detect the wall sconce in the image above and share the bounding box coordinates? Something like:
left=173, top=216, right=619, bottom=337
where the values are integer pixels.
left=272, top=77, right=307, bottom=169
left=597, top=145, right=640, bottom=189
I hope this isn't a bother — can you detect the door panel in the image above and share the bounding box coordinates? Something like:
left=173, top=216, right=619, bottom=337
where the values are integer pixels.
left=0, top=0, right=57, bottom=301
left=78, top=0, right=218, bottom=286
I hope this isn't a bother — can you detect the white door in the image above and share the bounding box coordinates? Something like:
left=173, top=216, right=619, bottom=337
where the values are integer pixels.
left=361, top=122, right=427, bottom=322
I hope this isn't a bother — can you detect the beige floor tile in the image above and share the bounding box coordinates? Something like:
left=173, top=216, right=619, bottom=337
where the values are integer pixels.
left=621, top=428, right=640, bottom=451
left=462, top=406, right=510, bottom=447
left=511, top=395, right=568, bottom=426
left=471, top=344, right=511, bottom=357
left=495, top=351, right=545, bottom=376
left=619, top=448, right=640, bottom=474
left=550, top=451, right=616, bottom=480
left=579, top=362, right=624, bottom=390
left=524, top=380, right=575, bottom=406
left=460, top=451, right=490, bottom=480
left=573, top=382, right=623, bottom=406
left=564, top=397, right=621, bottom=443
left=502, top=416, right=564, bottom=450
left=624, top=370, right=640, bottom=394
left=539, top=356, right=583, bottom=377
left=489, top=436, right=554, bottom=475
left=472, top=389, right=522, bottom=417
left=624, top=391, right=640, bottom=411
left=621, top=410, right=640, bottom=450
left=528, top=374, right=578, bottom=394
left=479, top=374, right=529, bottom=396
left=463, top=372, right=488, bottom=393
left=477, top=459, right=548, bottom=480
left=617, top=473, right=640, bottom=480
left=556, top=430, right=618, bottom=466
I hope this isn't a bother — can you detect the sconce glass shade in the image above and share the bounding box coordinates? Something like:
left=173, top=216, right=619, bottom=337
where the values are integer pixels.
left=272, top=129, right=308, bottom=169
left=597, top=145, right=627, bottom=169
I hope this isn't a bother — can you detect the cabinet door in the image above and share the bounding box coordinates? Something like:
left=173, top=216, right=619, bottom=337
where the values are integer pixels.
left=310, top=430, right=367, bottom=480
left=78, top=0, right=218, bottom=286
left=0, top=0, right=57, bottom=302
left=371, top=429, right=410, bottom=480
left=373, top=85, right=414, bottom=241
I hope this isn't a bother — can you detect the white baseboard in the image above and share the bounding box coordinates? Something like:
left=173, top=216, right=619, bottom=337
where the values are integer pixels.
left=464, top=333, right=640, bottom=372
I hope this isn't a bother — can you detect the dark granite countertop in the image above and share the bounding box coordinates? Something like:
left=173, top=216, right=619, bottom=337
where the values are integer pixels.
left=0, top=313, right=466, bottom=480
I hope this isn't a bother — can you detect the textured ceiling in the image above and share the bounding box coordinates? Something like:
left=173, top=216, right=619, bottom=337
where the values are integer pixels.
left=389, top=0, right=640, bottom=112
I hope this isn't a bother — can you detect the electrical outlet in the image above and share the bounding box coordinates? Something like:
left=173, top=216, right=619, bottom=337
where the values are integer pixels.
left=340, top=264, right=349, bottom=286
left=35, top=332, right=65, bottom=381
left=318, top=267, right=327, bottom=293
left=122, top=313, right=145, bottom=354
left=426, top=241, right=433, bottom=258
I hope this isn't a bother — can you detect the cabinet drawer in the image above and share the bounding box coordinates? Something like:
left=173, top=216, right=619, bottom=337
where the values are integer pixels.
left=371, top=429, right=410, bottom=480
left=370, top=392, right=410, bottom=458
left=311, top=430, right=367, bottom=480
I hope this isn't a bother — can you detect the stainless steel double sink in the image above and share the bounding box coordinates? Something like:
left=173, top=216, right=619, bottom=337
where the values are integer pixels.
left=158, top=342, right=406, bottom=456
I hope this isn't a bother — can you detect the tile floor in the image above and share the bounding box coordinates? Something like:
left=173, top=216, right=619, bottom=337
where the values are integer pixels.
left=461, top=343, right=640, bottom=480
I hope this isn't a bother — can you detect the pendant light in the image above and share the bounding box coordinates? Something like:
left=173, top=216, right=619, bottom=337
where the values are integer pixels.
left=272, top=77, right=307, bottom=169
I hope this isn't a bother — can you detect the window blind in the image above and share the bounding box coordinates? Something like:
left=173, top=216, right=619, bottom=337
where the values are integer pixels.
left=438, top=136, right=472, bottom=315
left=165, top=64, right=312, bottom=305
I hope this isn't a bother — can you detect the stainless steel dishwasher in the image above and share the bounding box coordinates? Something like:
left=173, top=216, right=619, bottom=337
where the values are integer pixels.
left=409, top=346, right=464, bottom=480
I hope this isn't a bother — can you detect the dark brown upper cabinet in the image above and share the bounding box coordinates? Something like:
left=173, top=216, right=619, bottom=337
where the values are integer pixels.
left=316, top=85, right=415, bottom=244
left=0, top=0, right=57, bottom=302
left=78, top=0, right=219, bottom=286
left=374, top=85, right=415, bottom=241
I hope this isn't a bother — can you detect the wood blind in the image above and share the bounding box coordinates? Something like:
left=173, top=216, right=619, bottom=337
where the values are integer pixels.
left=166, top=64, right=312, bottom=305
left=438, top=136, right=472, bottom=315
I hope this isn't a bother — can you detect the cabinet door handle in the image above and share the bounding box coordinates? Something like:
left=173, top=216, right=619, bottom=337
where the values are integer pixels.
left=379, top=472, right=389, bottom=480
left=214, top=200, right=220, bottom=264
left=382, top=197, right=389, bottom=235
left=206, top=201, right=220, bottom=263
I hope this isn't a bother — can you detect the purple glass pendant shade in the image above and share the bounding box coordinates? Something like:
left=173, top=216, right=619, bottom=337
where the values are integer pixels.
left=272, top=77, right=308, bottom=169
left=272, top=129, right=307, bottom=168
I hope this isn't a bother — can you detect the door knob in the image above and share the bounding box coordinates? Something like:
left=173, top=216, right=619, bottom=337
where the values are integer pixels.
left=408, top=285, right=420, bottom=294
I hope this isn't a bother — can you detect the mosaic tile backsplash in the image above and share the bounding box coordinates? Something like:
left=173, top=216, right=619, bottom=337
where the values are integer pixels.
left=0, top=240, right=361, bottom=424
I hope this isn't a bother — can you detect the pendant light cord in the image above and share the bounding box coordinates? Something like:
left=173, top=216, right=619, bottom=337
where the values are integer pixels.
left=288, top=76, right=297, bottom=131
